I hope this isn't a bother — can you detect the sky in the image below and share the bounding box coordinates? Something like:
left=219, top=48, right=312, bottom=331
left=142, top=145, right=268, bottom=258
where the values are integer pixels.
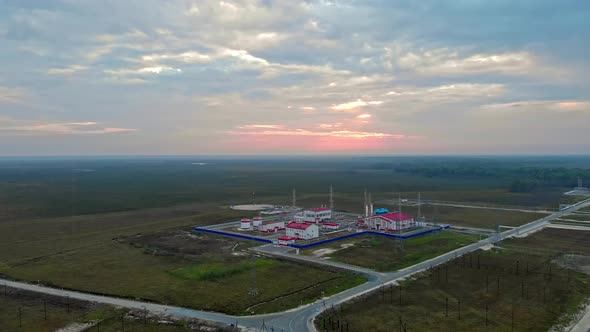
left=0, top=0, right=589, bottom=156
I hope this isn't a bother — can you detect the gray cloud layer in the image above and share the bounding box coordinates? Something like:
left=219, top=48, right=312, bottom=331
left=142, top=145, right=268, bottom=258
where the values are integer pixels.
left=0, top=0, right=589, bottom=155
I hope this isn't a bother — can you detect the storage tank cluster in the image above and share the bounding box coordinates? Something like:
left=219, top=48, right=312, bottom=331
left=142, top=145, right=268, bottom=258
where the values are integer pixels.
left=239, top=216, right=264, bottom=230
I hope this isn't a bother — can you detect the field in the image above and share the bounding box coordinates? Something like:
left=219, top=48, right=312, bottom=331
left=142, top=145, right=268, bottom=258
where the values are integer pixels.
left=316, top=228, right=590, bottom=331
left=0, top=156, right=587, bottom=323
left=1, top=230, right=364, bottom=315
left=0, top=287, right=232, bottom=332
left=302, top=231, right=480, bottom=272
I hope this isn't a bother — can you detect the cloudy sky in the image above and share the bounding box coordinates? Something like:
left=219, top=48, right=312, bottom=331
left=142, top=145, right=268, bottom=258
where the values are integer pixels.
left=1, top=0, right=589, bottom=155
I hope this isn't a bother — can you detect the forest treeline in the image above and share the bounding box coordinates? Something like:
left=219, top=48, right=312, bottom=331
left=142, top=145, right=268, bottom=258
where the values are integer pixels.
left=373, top=162, right=590, bottom=193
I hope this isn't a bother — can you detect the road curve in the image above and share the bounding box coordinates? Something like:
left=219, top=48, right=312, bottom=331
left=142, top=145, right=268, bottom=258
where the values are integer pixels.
left=2, top=197, right=590, bottom=331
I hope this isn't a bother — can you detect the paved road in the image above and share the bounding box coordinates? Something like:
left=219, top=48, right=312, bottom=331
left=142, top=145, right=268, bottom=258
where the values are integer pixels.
left=2, top=197, right=590, bottom=332
left=252, top=244, right=379, bottom=276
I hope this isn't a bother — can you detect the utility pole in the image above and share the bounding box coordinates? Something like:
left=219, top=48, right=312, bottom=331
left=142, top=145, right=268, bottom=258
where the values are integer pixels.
left=329, top=185, right=334, bottom=210
left=417, top=192, right=421, bottom=220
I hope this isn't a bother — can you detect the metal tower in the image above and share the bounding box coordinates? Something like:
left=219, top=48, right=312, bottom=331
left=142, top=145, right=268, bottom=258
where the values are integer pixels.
left=417, top=192, right=421, bottom=220
left=364, top=188, right=368, bottom=217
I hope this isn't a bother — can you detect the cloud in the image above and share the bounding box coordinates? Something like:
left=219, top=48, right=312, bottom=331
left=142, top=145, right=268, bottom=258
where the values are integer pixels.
left=47, top=65, right=88, bottom=75
left=356, top=113, right=371, bottom=119
left=330, top=99, right=384, bottom=112
left=0, top=122, right=137, bottom=135
left=229, top=124, right=413, bottom=139
left=398, top=50, right=535, bottom=76
left=0, top=86, right=27, bottom=103
left=238, top=124, right=285, bottom=129
left=481, top=100, right=590, bottom=114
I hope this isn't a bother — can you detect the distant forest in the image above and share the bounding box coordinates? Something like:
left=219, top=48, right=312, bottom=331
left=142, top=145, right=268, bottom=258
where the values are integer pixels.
left=374, top=161, right=590, bottom=193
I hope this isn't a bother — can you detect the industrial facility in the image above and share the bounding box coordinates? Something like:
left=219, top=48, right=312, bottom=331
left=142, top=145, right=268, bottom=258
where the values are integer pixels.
left=215, top=186, right=427, bottom=247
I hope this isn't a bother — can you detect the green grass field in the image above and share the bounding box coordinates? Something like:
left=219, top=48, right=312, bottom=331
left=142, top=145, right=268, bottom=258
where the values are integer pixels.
left=0, top=290, right=231, bottom=332
left=317, top=228, right=590, bottom=331
left=0, top=156, right=586, bottom=323
left=303, top=231, right=480, bottom=272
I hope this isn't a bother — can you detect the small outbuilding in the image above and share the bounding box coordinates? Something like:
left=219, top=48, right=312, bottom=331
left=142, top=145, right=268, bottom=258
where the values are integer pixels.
left=322, top=222, right=340, bottom=230
left=277, top=235, right=297, bottom=246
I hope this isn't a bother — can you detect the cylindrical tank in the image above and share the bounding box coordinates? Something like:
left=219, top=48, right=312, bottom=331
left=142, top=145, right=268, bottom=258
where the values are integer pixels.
left=252, top=216, right=262, bottom=228
left=240, top=218, right=251, bottom=229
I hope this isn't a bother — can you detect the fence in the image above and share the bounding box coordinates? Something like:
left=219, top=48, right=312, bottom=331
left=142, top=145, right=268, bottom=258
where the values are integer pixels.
left=288, top=226, right=449, bottom=249
left=193, top=227, right=274, bottom=243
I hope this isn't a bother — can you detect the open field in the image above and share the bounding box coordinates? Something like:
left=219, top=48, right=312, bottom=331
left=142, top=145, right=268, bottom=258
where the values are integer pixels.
left=0, top=287, right=232, bottom=332
left=0, top=230, right=365, bottom=315
left=0, top=156, right=587, bottom=323
left=302, top=231, right=480, bottom=272
left=561, top=214, right=590, bottom=222
left=500, top=227, right=590, bottom=256
left=316, top=228, right=590, bottom=332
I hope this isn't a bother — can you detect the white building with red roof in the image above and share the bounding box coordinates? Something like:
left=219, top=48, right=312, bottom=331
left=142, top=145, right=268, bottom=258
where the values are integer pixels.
left=286, top=221, right=319, bottom=240
left=301, top=207, right=332, bottom=223
left=366, top=212, right=415, bottom=232
left=259, top=221, right=285, bottom=233
left=277, top=235, right=297, bottom=246
left=322, top=222, right=340, bottom=230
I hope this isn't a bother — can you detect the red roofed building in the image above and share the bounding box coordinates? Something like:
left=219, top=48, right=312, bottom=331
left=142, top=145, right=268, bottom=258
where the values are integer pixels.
left=366, top=212, right=415, bottom=232
left=259, top=221, right=285, bottom=233
left=322, top=222, right=340, bottom=230
left=301, top=207, right=332, bottom=223
left=277, top=235, right=297, bottom=246
left=286, top=221, right=319, bottom=240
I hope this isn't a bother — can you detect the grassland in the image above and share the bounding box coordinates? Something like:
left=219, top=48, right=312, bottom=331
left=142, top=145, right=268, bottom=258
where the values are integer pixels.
left=0, top=232, right=365, bottom=315
left=0, top=156, right=586, bottom=322
left=0, top=287, right=231, bottom=332
left=316, top=228, right=590, bottom=332
left=303, top=231, right=480, bottom=272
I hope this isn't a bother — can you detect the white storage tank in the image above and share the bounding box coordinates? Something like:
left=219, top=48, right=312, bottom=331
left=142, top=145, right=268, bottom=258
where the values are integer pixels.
left=252, top=216, right=263, bottom=228
left=240, top=218, right=251, bottom=229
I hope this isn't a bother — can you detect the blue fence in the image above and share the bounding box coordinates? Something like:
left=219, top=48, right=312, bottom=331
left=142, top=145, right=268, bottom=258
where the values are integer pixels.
left=194, top=227, right=273, bottom=243
left=194, top=225, right=451, bottom=249
left=288, top=225, right=450, bottom=249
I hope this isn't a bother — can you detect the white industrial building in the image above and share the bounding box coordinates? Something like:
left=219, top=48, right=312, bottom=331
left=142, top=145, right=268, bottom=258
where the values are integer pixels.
left=301, top=207, right=332, bottom=223
left=322, top=222, right=340, bottom=230
left=259, top=221, right=285, bottom=233
left=363, top=212, right=416, bottom=232
left=286, top=221, right=319, bottom=240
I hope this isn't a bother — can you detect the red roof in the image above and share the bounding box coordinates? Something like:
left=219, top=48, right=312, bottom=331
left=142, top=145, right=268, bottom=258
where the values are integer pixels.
left=308, top=207, right=331, bottom=212
left=323, top=222, right=339, bottom=226
left=376, top=212, right=414, bottom=222
left=278, top=235, right=297, bottom=241
left=287, top=221, right=313, bottom=230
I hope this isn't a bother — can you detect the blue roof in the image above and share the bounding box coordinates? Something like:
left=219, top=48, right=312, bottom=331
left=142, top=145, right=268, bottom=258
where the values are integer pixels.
left=374, top=208, right=389, bottom=215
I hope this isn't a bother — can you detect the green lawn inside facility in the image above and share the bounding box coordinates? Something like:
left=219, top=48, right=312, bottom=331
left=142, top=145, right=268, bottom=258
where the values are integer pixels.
left=303, top=231, right=480, bottom=272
